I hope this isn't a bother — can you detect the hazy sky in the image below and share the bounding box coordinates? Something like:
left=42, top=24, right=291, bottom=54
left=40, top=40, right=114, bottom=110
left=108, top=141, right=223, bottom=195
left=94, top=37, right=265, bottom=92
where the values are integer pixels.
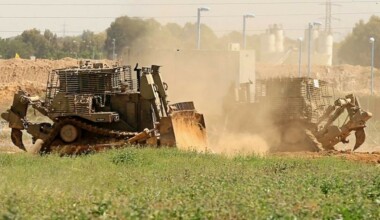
left=0, top=0, right=379, bottom=41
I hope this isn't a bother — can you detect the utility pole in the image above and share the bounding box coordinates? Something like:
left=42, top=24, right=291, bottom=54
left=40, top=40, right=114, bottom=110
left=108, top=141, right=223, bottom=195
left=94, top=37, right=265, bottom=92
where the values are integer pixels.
left=63, top=22, right=66, bottom=37
left=243, top=13, right=255, bottom=49
left=196, top=7, right=210, bottom=50
left=322, top=0, right=340, bottom=34
left=325, top=0, right=332, bottom=34
left=370, top=37, right=375, bottom=96
left=112, top=38, right=116, bottom=60
left=307, top=22, right=322, bottom=77
left=298, top=37, right=303, bottom=77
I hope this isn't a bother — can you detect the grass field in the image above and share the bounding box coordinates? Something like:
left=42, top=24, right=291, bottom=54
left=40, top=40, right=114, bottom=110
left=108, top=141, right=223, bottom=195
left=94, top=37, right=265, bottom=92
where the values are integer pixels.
left=0, top=148, right=379, bottom=219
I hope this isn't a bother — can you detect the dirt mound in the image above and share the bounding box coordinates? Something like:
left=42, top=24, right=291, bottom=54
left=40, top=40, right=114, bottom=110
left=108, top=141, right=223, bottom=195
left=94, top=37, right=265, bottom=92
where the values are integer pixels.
left=0, top=58, right=117, bottom=106
left=0, top=83, right=44, bottom=107
left=0, top=58, right=78, bottom=106
left=0, top=58, right=78, bottom=86
left=0, top=58, right=115, bottom=87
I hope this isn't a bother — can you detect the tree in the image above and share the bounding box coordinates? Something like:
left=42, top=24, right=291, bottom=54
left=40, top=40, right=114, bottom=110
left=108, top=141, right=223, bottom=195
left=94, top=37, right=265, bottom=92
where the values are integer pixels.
left=43, top=30, right=58, bottom=58
left=21, top=29, right=51, bottom=58
left=105, top=16, right=148, bottom=58
left=0, top=38, right=32, bottom=58
left=339, top=16, right=380, bottom=67
left=0, top=38, right=4, bottom=58
left=104, top=16, right=222, bottom=59
left=78, top=30, right=105, bottom=59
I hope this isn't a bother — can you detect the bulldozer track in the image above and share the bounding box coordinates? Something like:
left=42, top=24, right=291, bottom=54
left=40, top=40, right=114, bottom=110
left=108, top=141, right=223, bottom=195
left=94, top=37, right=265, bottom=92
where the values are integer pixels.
left=39, top=118, right=139, bottom=153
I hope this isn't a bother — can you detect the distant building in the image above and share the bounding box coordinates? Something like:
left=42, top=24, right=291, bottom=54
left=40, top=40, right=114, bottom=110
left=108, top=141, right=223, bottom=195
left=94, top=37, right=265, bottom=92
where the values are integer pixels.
left=259, top=24, right=333, bottom=66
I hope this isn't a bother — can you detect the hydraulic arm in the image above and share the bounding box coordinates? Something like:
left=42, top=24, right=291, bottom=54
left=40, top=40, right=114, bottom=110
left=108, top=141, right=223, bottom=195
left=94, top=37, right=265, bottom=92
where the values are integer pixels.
left=316, top=94, right=372, bottom=151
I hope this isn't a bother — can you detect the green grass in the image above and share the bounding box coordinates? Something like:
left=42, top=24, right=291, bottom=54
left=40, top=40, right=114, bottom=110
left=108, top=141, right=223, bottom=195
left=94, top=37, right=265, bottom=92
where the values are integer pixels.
left=0, top=148, right=379, bottom=219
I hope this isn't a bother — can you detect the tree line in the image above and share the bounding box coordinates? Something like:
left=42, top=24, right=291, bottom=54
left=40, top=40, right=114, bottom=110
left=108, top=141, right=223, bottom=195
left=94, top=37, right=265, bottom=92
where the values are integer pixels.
left=0, top=29, right=106, bottom=60
left=0, top=15, right=378, bottom=67
left=338, top=16, right=380, bottom=68
left=0, top=16, right=260, bottom=60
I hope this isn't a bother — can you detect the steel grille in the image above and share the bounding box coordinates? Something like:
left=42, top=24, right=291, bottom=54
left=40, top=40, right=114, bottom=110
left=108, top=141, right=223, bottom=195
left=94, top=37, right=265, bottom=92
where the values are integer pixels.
left=255, top=78, right=333, bottom=123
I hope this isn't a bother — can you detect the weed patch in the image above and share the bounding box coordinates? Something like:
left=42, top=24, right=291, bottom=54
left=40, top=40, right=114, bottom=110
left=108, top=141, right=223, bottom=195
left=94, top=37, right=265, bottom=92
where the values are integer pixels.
left=0, top=149, right=379, bottom=219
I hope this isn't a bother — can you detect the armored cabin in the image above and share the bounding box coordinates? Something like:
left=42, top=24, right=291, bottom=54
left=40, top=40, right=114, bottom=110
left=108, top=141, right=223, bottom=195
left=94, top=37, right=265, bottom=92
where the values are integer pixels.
left=44, top=61, right=159, bottom=132
left=255, top=77, right=334, bottom=123
left=234, top=77, right=334, bottom=129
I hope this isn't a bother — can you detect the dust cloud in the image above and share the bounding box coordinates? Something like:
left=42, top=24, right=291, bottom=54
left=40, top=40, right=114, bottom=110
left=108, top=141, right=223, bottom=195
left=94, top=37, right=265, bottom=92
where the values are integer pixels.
left=211, top=133, right=269, bottom=156
left=126, top=48, right=277, bottom=156
left=137, top=50, right=380, bottom=154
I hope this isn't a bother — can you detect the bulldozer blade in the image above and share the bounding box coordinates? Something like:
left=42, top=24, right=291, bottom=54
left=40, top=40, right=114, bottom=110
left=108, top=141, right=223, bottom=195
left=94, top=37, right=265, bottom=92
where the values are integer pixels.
left=11, top=128, right=26, bottom=151
left=353, top=128, right=366, bottom=151
left=160, top=111, right=208, bottom=151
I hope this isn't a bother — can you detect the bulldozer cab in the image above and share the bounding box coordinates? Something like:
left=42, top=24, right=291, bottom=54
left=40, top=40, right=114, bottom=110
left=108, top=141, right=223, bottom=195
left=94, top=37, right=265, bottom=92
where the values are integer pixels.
left=253, top=78, right=334, bottom=124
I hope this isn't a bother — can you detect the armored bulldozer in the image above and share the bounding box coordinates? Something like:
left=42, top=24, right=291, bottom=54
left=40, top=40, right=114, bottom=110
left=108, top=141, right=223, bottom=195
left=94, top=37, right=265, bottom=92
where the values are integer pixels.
left=1, top=61, right=207, bottom=154
left=225, top=77, right=372, bottom=152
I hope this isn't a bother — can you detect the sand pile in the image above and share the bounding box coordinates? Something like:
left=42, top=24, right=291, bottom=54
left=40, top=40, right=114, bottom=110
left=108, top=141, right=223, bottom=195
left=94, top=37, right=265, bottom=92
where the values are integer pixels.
left=0, top=58, right=78, bottom=86
left=0, top=58, right=118, bottom=106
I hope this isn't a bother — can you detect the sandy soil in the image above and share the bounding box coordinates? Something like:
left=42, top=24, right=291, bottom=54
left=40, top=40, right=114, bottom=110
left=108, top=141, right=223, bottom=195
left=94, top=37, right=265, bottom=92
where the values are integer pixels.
left=0, top=147, right=22, bottom=154
left=0, top=58, right=117, bottom=108
left=0, top=57, right=77, bottom=85
left=0, top=58, right=77, bottom=108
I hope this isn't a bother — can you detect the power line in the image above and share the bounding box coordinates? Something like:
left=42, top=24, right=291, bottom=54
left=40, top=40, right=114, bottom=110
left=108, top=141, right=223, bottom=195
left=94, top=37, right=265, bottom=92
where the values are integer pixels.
left=325, top=0, right=333, bottom=33
left=0, top=30, right=99, bottom=33
left=0, top=11, right=379, bottom=19
left=322, top=0, right=341, bottom=34
left=0, top=27, right=355, bottom=34
left=0, top=1, right=378, bottom=6
left=212, top=27, right=354, bottom=32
